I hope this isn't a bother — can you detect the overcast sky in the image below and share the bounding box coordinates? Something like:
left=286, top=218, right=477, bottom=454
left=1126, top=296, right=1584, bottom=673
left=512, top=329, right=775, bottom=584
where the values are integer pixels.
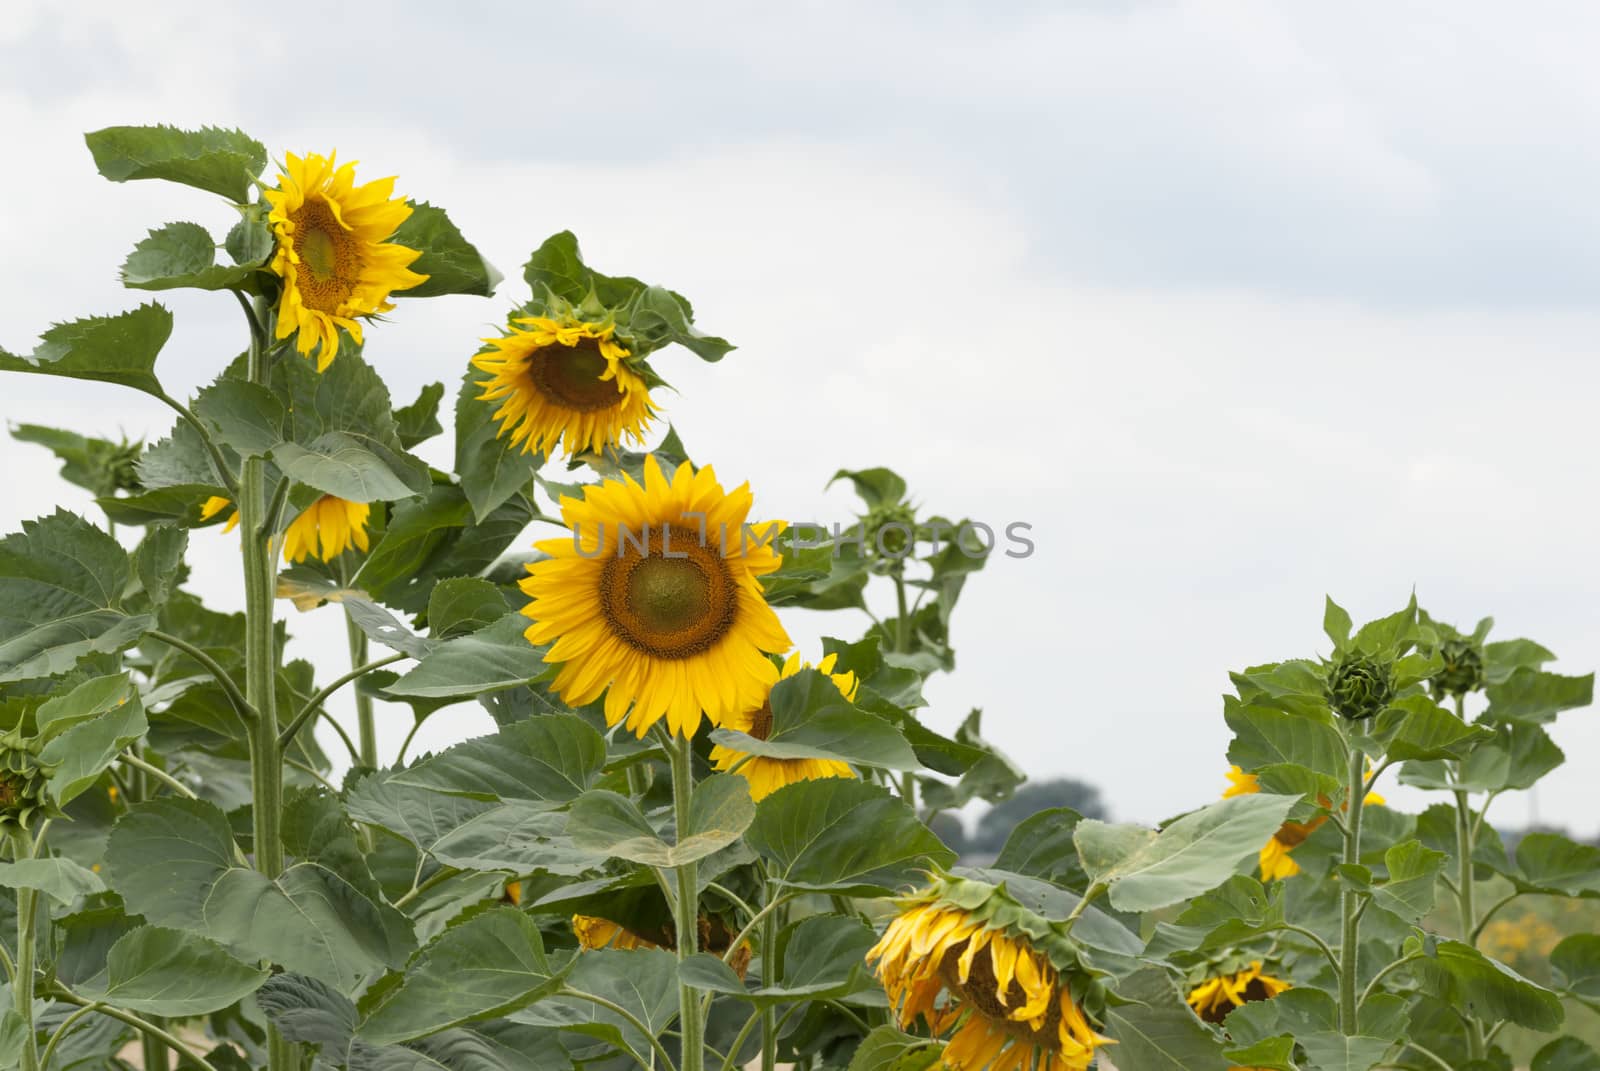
left=3, top=1, right=1598, bottom=835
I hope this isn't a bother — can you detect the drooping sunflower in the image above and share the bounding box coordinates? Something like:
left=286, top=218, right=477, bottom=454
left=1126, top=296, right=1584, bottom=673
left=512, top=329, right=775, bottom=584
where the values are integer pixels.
left=868, top=877, right=1113, bottom=1071
left=200, top=495, right=239, bottom=532
left=1223, top=766, right=1385, bottom=881
left=521, top=455, right=791, bottom=738
left=708, top=651, right=859, bottom=800
left=265, top=151, right=427, bottom=370
left=283, top=496, right=372, bottom=563
left=1185, top=960, right=1291, bottom=1024
left=471, top=316, right=656, bottom=458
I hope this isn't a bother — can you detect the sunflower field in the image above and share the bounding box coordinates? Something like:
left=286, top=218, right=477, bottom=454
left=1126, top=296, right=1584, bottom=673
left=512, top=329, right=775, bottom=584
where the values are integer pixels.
left=2, top=124, right=1598, bottom=1071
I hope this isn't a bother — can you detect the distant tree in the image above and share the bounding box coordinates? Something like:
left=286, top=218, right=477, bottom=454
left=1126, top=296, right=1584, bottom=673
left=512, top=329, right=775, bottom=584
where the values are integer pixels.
left=968, top=778, right=1107, bottom=855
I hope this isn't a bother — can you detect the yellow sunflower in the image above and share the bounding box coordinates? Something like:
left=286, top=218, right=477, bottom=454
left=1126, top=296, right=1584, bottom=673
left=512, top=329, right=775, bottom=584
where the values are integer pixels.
left=708, top=651, right=859, bottom=800
left=1223, top=765, right=1385, bottom=881
left=471, top=316, right=656, bottom=459
left=200, top=495, right=239, bottom=532
left=521, top=455, right=791, bottom=738
left=572, top=915, right=658, bottom=952
left=869, top=883, right=1113, bottom=1071
left=265, top=151, right=427, bottom=370
left=1185, top=961, right=1291, bottom=1024
left=283, top=496, right=372, bottom=563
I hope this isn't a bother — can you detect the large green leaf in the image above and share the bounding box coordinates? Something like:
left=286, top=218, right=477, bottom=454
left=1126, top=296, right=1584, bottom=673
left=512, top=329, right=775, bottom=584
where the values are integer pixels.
left=394, top=382, right=446, bottom=450
left=1103, top=968, right=1229, bottom=1071
left=356, top=488, right=535, bottom=615
left=1413, top=939, right=1564, bottom=1031
left=1366, top=839, right=1446, bottom=924
left=359, top=908, right=567, bottom=1045
left=105, top=798, right=414, bottom=992
left=453, top=369, right=541, bottom=523
left=1552, top=933, right=1600, bottom=998
left=387, top=614, right=548, bottom=699
left=1484, top=667, right=1593, bottom=724
left=0, top=303, right=171, bottom=396
left=1145, top=875, right=1285, bottom=959
left=121, top=222, right=258, bottom=291
left=992, top=807, right=1088, bottom=890
left=1378, top=695, right=1493, bottom=761
left=1500, top=832, right=1600, bottom=897
left=1533, top=1037, right=1600, bottom=1071
left=390, top=203, right=501, bottom=299
left=513, top=947, right=677, bottom=1058
left=745, top=780, right=954, bottom=894
left=1225, top=698, right=1346, bottom=780
left=0, top=858, right=105, bottom=905
left=1074, top=793, right=1297, bottom=912
left=568, top=774, right=754, bottom=868
left=85, top=125, right=266, bottom=201
left=39, top=676, right=148, bottom=805
left=80, top=926, right=269, bottom=1015
left=709, top=669, right=919, bottom=771
left=0, top=510, right=150, bottom=683
left=679, top=914, right=877, bottom=1004
left=844, top=1027, right=942, bottom=1071
left=426, top=578, right=512, bottom=639
left=392, top=715, right=604, bottom=803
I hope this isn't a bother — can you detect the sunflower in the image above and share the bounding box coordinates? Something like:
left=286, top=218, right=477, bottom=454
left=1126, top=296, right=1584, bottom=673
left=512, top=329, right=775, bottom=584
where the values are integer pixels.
left=265, top=151, right=427, bottom=370
left=471, top=316, right=656, bottom=459
left=521, top=455, right=790, bottom=738
left=572, top=915, right=659, bottom=952
left=1185, top=961, right=1291, bottom=1024
left=283, top=496, right=372, bottom=563
left=868, top=879, right=1113, bottom=1071
left=1223, top=766, right=1385, bottom=881
left=708, top=651, right=859, bottom=800
left=200, top=495, right=239, bottom=532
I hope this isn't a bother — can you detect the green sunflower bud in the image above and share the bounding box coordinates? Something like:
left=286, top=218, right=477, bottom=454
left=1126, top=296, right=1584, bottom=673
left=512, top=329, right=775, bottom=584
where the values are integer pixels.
left=109, top=440, right=144, bottom=493
left=1325, top=653, right=1395, bottom=721
left=1431, top=638, right=1485, bottom=699
left=0, top=727, right=62, bottom=836
left=863, top=502, right=917, bottom=560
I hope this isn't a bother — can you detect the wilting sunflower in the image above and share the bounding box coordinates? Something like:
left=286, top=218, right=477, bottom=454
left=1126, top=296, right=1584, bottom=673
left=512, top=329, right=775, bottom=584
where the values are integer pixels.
left=708, top=651, right=859, bottom=800
left=200, top=495, right=239, bottom=532
left=1223, top=766, right=1385, bottom=881
left=869, top=877, right=1113, bottom=1071
left=1186, top=960, right=1291, bottom=1024
left=265, top=151, right=427, bottom=370
left=283, top=496, right=372, bottom=563
left=472, top=316, right=656, bottom=458
left=521, top=455, right=791, bottom=738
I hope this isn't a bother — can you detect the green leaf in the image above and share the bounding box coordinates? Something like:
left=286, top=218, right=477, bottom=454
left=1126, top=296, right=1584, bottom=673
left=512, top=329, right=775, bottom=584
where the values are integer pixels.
left=134, top=525, right=187, bottom=609
left=40, top=678, right=148, bottom=806
left=388, top=614, right=547, bottom=699
left=844, top=1027, right=942, bottom=1071
left=106, top=798, right=414, bottom=992
left=679, top=914, right=876, bottom=1005
left=357, top=487, right=534, bottom=615
left=1533, top=1037, right=1600, bottom=1071
left=274, top=434, right=428, bottom=502
left=1378, top=695, right=1493, bottom=761
left=11, top=424, right=141, bottom=498
left=993, top=807, right=1087, bottom=889
left=512, top=947, right=676, bottom=1056
left=391, top=715, right=605, bottom=803
left=1485, top=667, right=1594, bottom=724
left=1503, top=832, right=1600, bottom=897
left=828, top=468, right=907, bottom=510
left=193, top=379, right=285, bottom=457
left=257, top=972, right=361, bottom=1060
left=359, top=908, right=565, bottom=1045
left=709, top=669, right=919, bottom=771
left=121, top=222, right=257, bottom=291
left=1411, top=720, right=1569, bottom=792
left=746, top=780, right=954, bottom=894
left=1414, top=938, right=1564, bottom=1031
left=1103, top=968, right=1229, bottom=1071
left=390, top=203, right=501, bottom=299
left=0, top=303, right=171, bottom=396
left=81, top=926, right=269, bottom=1015
left=84, top=125, right=266, bottom=201
left=395, top=382, right=446, bottom=450
left=1483, top=637, right=1556, bottom=684
left=1324, top=595, right=1353, bottom=647
left=1552, top=933, right=1600, bottom=998
left=1225, top=698, right=1347, bottom=781
left=225, top=204, right=273, bottom=267
left=1296, top=1032, right=1394, bottom=1071
left=453, top=369, right=541, bottom=523
left=1075, top=793, right=1298, bottom=913
left=1146, top=874, right=1285, bottom=957
left=1367, top=839, right=1446, bottom=923
left=0, top=858, right=105, bottom=905
left=426, top=577, right=511, bottom=639
left=568, top=774, right=754, bottom=867
left=0, top=509, right=150, bottom=683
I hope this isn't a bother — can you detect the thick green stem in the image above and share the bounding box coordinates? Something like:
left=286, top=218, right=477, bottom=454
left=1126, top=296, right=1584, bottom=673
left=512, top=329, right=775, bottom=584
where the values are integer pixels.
left=140, top=1023, right=170, bottom=1071
left=340, top=560, right=380, bottom=767
left=241, top=297, right=292, bottom=1071
left=1338, top=741, right=1367, bottom=1035
left=668, top=734, right=704, bottom=1071
left=760, top=874, right=780, bottom=1071
left=1450, top=694, right=1486, bottom=1060
left=10, top=830, right=38, bottom=1071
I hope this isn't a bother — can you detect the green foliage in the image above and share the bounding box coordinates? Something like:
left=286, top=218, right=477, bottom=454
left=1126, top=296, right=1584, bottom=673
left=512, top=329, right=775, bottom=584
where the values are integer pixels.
left=85, top=125, right=267, bottom=201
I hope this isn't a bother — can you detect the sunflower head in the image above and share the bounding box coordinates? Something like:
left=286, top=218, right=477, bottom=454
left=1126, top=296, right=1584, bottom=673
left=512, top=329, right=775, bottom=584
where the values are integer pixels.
left=1430, top=637, right=1485, bottom=699
left=573, top=915, right=658, bottom=952
left=0, top=726, right=61, bottom=836
left=1324, top=653, right=1394, bottom=721
left=709, top=652, right=861, bottom=800
left=264, top=151, right=427, bottom=370
left=471, top=311, right=656, bottom=459
left=864, top=501, right=918, bottom=562
left=868, top=875, right=1113, bottom=1071
left=283, top=496, right=372, bottom=563
left=1184, top=957, right=1291, bottom=1024
left=520, top=455, right=791, bottom=738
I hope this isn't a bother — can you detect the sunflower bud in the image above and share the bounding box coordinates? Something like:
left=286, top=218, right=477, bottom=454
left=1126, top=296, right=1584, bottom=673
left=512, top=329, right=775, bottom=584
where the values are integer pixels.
left=0, top=728, right=61, bottom=836
left=109, top=440, right=144, bottom=492
left=1430, top=638, right=1485, bottom=699
left=863, top=501, right=917, bottom=561
left=1325, top=653, right=1394, bottom=721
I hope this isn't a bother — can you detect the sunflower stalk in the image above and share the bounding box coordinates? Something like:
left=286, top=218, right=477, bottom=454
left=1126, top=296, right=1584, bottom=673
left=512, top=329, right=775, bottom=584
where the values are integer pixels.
left=1447, top=693, right=1487, bottom=1059
left=339, top=558, right=380, bottom=767
left=1338, top=735, right=1367, bottom=1035
left=9, top=829, right=39, bottom=1071
left=760, top=873, right=780, bottom=1071
left=667, top=732, right=706, bottom=1071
